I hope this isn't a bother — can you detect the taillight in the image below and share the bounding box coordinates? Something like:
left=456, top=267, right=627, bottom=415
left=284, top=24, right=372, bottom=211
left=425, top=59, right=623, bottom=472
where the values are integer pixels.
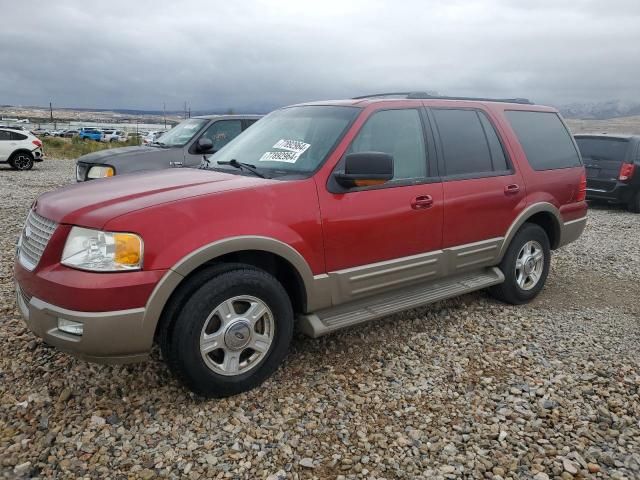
left=32, top=139, right=42, bottom=148
left=619, top=163, right=636, bottom=182
left=575, top=170, right=587, bottom=202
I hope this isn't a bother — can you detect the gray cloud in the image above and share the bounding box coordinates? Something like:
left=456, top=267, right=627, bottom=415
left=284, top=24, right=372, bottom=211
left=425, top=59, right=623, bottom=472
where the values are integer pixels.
left=1, top=0, right=639, bottom=111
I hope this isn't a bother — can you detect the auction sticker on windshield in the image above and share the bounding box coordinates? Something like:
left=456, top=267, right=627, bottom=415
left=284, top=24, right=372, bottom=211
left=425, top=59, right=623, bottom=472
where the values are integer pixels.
left=259, top=151, right=301, bottom=163
left=273, top=139, right=311, bottom=154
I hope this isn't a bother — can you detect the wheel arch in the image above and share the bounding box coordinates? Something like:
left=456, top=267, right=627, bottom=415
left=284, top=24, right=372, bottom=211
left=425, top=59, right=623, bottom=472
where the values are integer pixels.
left=498, top=203, right=562, bottom=262
left=141, top=236, right=323, bottom=344
left=9, top=149, right=35, bottom=160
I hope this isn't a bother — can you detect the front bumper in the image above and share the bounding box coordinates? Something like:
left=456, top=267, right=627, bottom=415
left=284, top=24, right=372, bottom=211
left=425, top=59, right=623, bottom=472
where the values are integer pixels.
left=16, top=283, right=150, bottom=364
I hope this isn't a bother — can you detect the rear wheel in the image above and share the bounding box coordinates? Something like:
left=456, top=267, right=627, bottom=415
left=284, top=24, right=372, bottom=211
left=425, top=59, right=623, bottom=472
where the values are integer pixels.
left=628, top=191, right=640, bottom=213
left=9, top=152, right=34, bottom=171
left=489, top=223, right=550, bottom=304
left=161, top=265, right=294, bottom=397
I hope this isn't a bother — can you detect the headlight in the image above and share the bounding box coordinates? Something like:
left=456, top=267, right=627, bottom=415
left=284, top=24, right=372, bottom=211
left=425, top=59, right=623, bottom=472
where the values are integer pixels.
left=87, top=165, right=115, bottom=179
left=61, top=227, right=143, bottom=271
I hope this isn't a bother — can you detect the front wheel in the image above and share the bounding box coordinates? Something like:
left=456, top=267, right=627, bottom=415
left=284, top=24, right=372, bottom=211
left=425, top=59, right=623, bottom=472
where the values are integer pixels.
left=9, top=152, right=34, bottom=171
left=161, top=266, right=294, bottom=397
left=489, top=223, right=550, bottom=305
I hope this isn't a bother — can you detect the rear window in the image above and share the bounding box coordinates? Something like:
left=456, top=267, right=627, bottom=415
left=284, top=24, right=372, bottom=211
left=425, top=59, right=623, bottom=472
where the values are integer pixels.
left=575, top=137, right=629, bottom=164
left=506, top=111, right=581, bottom=170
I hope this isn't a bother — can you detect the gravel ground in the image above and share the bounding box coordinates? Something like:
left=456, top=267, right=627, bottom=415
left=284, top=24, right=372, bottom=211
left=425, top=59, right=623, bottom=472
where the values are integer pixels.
left=1, top=159, right=639, bottom=480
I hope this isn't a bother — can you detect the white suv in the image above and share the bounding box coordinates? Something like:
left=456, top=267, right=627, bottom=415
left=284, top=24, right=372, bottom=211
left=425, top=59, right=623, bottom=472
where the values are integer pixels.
left=101, top=129, right=128, bottom=142
left=0, top=128, right=44, bottom=170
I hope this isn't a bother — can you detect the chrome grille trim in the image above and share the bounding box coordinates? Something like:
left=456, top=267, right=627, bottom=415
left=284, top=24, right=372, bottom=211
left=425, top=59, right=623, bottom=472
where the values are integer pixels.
left=18, top=211, right=57, bottom=271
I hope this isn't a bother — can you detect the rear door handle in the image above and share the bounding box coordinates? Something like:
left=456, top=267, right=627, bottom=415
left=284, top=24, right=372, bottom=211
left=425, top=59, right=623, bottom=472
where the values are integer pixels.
left=504, top=184, right=520, bottom=195
left=411, top=195, right=433, bottom=210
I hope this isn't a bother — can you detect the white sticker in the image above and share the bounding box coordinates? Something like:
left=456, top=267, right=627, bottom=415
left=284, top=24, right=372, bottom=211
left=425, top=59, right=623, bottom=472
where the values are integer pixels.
left=259, top=151, right=301, bottom=163
left=273, top=139, right=310, bottom=154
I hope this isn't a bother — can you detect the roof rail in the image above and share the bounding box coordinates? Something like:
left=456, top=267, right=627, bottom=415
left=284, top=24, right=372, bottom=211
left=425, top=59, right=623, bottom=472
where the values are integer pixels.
left=352, top=92, right=533, bottom=104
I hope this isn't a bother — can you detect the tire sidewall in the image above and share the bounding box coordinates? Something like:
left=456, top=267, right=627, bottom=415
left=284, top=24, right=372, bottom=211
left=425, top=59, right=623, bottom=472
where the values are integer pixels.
left=10, top=152, right=34, bottom=171
left=500, top=224, right=551, bottom=303
left=170, top=268, right=293, bottom=396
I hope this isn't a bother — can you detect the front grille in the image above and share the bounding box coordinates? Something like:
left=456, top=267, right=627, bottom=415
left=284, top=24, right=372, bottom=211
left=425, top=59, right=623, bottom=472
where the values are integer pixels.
left=18, top=210, right=57, bottom=271
left=76, top=162, right=89, bottom=181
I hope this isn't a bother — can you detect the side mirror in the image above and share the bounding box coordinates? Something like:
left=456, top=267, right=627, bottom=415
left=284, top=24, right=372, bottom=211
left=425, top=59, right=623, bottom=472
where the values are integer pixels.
left=333, top=152, right=394, bottom=188
left=197, top=137, right=214, bottom=152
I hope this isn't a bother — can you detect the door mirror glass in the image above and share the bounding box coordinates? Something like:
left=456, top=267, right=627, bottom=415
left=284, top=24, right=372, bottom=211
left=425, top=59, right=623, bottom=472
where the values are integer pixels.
left=197, top=137, right=214, bottom=152
left=333, top=152, right=394, bottom=188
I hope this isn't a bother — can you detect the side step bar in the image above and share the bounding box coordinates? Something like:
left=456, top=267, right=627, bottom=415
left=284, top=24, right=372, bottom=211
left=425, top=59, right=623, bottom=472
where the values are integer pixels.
left=298, top=267, right=504, bottom=337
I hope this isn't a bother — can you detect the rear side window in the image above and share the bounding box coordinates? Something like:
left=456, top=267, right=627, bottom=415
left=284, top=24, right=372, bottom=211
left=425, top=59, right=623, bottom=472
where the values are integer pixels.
left=506, top=111, right=581, bottom=170
left=575, top=137, right=629, bottom=164
left=432, top=109, right=508, bottom=176
left=10, top=132, right=27, bottom=140
left=0, top=130, right=10, bottom=141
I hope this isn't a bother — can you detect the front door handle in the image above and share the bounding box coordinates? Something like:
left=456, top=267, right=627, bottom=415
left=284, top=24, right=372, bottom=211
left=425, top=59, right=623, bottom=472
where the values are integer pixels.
left=504, top=184, right=520, bottom=195
left=411, top=195, right=433, bottom=210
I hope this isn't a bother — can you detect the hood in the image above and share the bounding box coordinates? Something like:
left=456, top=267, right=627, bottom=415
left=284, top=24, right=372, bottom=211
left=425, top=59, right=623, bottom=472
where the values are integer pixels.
left=36, top=168, right=272, bottom=229
left=77, top=145, right=183, bottom=167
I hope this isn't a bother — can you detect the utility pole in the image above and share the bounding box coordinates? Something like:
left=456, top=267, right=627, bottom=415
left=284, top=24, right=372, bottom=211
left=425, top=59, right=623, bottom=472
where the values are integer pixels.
left=163, top=102, right=166, bottom=129
left=188, top=106, right=191, bottom=118
left=184, top=101, right=187, bottom=120
left=49, top=101, right=56, bottom=129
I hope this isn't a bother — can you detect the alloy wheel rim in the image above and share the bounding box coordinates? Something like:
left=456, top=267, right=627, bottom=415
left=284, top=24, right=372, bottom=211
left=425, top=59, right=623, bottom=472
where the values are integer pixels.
left=515, top=240, right=544, bottom=290
left=199, top=295, right=274, bottom=376
left=14, top=155, right=31, bottom=170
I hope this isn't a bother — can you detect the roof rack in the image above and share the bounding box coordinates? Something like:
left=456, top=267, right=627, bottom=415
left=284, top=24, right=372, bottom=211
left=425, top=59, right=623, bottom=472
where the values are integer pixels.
left=352, top=92, right=533, bottom=104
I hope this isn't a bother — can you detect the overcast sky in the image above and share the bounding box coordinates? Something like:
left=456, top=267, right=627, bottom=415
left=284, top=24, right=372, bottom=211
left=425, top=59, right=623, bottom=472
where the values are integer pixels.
left=1, top=0, right=639, bottom=112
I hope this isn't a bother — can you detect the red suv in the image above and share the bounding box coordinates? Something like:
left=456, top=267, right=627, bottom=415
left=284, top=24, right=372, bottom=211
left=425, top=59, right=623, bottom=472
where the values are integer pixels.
left=14, top=93, right=587, bottom=397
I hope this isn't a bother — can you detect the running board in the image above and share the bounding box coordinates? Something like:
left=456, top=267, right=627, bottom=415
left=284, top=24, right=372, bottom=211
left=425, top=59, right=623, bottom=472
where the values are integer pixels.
left=298, top=267, right=504, bottom=337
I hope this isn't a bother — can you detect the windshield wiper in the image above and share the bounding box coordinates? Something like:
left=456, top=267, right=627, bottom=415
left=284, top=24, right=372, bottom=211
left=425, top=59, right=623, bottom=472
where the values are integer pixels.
left=217, top=159, right=266, bottom=178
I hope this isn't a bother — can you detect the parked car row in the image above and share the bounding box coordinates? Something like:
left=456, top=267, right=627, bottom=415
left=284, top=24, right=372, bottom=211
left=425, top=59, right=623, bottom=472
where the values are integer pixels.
left=30, top=127, right=131, bottom=142
left=15, top=93, right=589, bottom=398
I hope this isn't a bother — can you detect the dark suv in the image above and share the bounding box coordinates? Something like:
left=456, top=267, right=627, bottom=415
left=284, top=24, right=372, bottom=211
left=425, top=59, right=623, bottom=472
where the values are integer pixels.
left=75, top=115, right=261, bottom=181
left=574, top=134, right=640, bottom=212
left=15, top=93, right=586, bottom=397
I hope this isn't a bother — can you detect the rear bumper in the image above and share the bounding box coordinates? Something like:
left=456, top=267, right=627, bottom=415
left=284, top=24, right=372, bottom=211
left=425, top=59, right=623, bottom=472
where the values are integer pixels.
left=16, top=283, right=150, bottom=364
left=558, top=216, right=587, bottom=248
left=586, top=182, right=636, bottom=203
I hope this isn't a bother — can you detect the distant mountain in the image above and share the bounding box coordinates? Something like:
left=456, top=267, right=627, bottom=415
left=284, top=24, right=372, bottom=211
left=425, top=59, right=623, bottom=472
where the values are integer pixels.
left=558, top=100, right=640, bottom=120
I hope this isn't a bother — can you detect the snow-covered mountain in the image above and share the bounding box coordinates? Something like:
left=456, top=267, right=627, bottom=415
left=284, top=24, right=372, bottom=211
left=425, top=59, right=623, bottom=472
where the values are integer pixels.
left=558, top=100, right=640, bottom=120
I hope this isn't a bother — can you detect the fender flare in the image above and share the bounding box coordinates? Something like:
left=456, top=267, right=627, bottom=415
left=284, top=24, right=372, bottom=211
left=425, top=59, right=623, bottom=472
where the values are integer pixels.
left=140, top=236, right=323, bottom=345
left=497, top=202, right=562, bottom=262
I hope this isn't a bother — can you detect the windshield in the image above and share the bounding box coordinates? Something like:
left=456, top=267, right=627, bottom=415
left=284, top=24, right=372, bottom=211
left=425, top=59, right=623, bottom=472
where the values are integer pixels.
left=155, top=118, right=207, bottom=147
left=212, top=106, right=359, bottom=175
left=576, top=137, right=629, bottom=164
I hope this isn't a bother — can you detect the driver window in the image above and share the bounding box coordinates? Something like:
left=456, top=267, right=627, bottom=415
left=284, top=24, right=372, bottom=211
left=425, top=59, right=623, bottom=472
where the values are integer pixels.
left=347, top=109, right=427, bottom=180
left=201, top=120, right=242, bottom=151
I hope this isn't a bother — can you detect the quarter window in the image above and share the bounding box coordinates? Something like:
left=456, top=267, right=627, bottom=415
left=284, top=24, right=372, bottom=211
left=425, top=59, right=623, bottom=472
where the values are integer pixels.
left=348, top=109, right=427, bottom=180
left=0, top=131, right=10, bottom=141
left=505, top=111, right=581, bottom=170
left=432, top=109, right=509, bottom=176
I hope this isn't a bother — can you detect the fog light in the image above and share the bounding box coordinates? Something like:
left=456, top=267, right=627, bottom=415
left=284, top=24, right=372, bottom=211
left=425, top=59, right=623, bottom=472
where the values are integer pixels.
left=58, top=318, right=83, bottom=336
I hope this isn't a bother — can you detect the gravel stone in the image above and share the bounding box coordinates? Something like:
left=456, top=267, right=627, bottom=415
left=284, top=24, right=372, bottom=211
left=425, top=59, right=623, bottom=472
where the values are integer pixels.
left=1, top=159, right=639, bottom=479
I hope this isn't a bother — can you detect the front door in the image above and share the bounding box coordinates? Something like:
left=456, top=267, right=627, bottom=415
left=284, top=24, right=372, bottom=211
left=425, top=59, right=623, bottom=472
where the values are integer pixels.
left=317, top=107, right=443, bottom=302
left=185, top=119, right=243, bottom=167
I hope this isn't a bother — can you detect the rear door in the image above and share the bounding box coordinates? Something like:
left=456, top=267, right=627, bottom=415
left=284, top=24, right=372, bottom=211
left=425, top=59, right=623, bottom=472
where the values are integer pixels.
left=428, top=107, right=526, bottom=257
left=575, top=136, right=630, bottom=192
left=0, top=130, right=13, bottom=160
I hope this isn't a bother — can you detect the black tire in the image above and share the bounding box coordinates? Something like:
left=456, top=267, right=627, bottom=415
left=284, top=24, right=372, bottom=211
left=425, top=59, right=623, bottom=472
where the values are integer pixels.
left=628, top=191, right=640, bottom=213
left=161, top=265, right=294, bottom=398
left=9, top=152, right=34, bottom=171
left=489, top=223, right=551, bottom=305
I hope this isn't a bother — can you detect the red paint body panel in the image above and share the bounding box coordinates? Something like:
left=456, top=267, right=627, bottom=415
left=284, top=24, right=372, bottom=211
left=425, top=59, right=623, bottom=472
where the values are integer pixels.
left=15, top=98, right=588, bottom=319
